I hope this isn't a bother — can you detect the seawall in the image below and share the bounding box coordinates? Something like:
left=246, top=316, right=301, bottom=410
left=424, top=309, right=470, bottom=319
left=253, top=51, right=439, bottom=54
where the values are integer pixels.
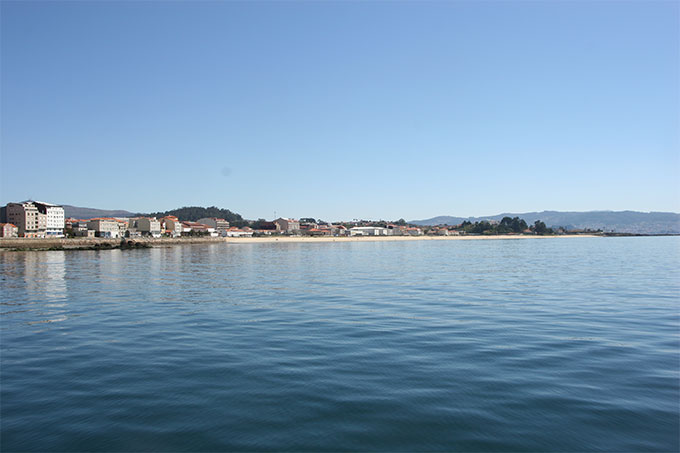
left=0, top=234, right=602, bottom=251
left=0, top=237, right=228, bottom=251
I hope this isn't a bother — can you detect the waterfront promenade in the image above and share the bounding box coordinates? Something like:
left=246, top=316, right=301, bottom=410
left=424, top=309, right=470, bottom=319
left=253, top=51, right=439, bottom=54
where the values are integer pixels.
left=0, top=234, right=600, bottom=251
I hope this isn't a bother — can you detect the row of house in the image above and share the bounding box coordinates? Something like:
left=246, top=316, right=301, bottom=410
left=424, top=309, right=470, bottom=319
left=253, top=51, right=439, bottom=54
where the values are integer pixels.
left=0, top=201, right=427, bottom=239
left=347, top=225, right=424, bottom=236
left=64, top=216, right=248, bottom=239
left=0, top=201, right=243, bottom=239
left=260, top=218, right=424, bottom=237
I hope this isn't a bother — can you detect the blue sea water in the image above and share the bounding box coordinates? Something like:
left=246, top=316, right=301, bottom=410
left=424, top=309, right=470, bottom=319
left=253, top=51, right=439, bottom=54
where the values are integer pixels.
left=1, top=237, right=679, bottom=452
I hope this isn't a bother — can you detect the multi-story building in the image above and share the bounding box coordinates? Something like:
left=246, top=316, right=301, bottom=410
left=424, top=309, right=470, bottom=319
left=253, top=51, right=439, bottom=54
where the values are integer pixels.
left=386, top=224, right=406, bottom=236
left=87, top=218, right=121, bottom=238
left=66, top=218, right=84, bottom=235
left=66, top=218, right=93, bottom=235
left=0, top=223, right=19, bottom=237
left=181, top=221, right=218, bottom=237
left=116, top=219, right=129, bottom=237
left=349, top=226, right=392, bottom=236
left=160, top=216, right=183, bottom=237
left=73, top=229, right=95, bottom=238
left=225, top=227, right=254, bottom=237
left=6, top=201, right=46, bottom=237
left=33, top=201, right=65, bottom=238
left=274, top=218, right=300, bottom=233
left=132, top=218, right=161, bottom=237
left=197, top=218, right=230, bottom=233
left=330, top=225, right=349, bottom=236
left=65, top=218, right=79, bottom=231
left=304, top=227, right=332, bottom=236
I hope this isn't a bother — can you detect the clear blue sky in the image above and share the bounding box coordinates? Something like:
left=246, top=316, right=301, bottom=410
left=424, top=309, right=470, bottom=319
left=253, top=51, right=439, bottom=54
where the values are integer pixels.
left=1, top=1, right=678, bottom=221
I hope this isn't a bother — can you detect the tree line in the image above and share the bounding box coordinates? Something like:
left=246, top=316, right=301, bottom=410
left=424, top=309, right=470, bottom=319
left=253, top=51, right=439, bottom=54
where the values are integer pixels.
left=459, top=217, right=553, bottom=235
left=140, top=206, right=248, bottom=227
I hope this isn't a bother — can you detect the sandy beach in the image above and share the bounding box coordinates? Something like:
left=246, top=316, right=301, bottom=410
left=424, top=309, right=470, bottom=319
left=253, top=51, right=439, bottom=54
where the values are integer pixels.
left=223, top=234, right=600, bottom=244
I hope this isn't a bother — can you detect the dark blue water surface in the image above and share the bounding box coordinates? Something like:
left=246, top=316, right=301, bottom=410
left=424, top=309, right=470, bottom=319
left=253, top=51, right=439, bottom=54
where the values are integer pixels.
left=1, top=237, right=679, bottom=452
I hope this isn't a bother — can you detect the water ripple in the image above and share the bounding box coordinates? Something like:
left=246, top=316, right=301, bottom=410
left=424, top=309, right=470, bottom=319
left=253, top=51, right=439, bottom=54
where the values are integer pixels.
left=1, top=237, right=679, bottom=452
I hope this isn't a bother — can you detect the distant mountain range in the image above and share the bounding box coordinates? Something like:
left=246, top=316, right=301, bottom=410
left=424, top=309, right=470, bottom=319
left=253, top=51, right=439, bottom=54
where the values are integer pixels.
left=59, top=206, right=680, bottom=234
left=63, top=205, right=135, bottom=219
left=410, top=211, right=680, bottom=234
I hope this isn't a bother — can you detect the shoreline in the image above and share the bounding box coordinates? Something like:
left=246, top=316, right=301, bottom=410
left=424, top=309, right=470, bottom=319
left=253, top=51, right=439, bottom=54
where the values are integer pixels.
left=0, top=234, right=602, bottom=251
left=222, top=234, right=601, bottom=244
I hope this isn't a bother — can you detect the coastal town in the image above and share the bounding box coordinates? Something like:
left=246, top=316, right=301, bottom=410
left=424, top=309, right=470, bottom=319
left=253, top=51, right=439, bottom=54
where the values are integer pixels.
left=0, top=200, right=592, bottom=242
left=0, top=200, right=427, bottom=239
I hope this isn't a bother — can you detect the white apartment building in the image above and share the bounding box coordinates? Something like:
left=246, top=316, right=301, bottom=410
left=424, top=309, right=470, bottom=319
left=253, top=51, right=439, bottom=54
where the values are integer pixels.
left=349, top=226, right=390, bottom=236
left=34, top=201, right=65, bottom=238
left=225, top=227, right=253, bottom=237
left=6, top=201, right=46, bottom=237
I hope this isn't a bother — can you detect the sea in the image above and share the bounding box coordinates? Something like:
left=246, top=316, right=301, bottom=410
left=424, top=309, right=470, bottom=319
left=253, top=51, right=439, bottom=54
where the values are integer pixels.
left=1, top=237, right=678, bottom=452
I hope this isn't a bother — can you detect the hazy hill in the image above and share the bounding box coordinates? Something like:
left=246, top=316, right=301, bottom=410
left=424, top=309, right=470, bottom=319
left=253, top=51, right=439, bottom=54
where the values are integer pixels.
left=63, top=205, right=135, bottom=219
left=410, top=211, right=680, bottom=234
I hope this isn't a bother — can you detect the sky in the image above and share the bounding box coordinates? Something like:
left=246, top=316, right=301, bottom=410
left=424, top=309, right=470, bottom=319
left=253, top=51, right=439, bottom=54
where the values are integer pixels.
left=1, top=1, right=678, bottom=221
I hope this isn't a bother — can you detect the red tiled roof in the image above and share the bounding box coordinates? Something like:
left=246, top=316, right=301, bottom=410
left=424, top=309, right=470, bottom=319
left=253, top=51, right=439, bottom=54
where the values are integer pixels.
left=182, top=221, right=211, bottom=228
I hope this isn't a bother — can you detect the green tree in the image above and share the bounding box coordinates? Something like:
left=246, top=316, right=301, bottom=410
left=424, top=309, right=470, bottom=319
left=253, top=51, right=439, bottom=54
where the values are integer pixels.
left=470, top=221, right=493, bottom=234
left=512, top=217, right=528, bottom=232
left=532, top=220, right=548, bottom=234
left=251, top=218, right=270, bottom=229
left=142, top=205, right=247, bottom=226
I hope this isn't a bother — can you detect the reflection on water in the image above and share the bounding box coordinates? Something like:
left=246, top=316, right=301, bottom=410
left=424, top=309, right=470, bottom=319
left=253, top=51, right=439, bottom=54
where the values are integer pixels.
left=2, top=251, right=67, bottom=324
left=1, top=238, right=679, bottom=452
left=42, top=252, right=66, bottom=303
